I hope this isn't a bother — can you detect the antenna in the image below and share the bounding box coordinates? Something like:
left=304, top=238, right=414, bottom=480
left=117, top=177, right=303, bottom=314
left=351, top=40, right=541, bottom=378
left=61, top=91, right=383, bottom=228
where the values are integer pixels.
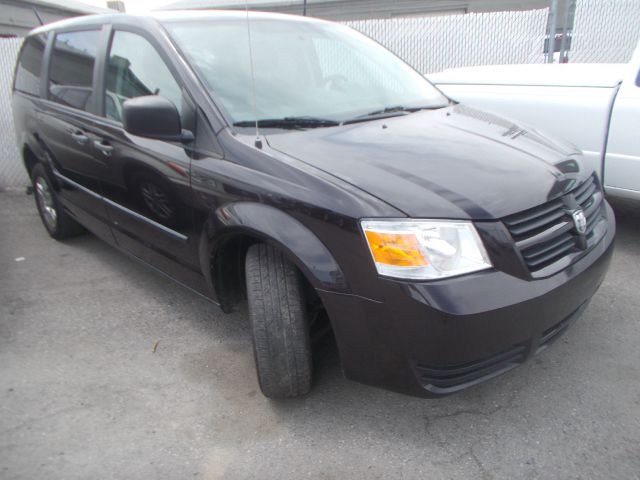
left=245, top=1, right=262, bottom=149
left=32, top=7, right=44, bottom=26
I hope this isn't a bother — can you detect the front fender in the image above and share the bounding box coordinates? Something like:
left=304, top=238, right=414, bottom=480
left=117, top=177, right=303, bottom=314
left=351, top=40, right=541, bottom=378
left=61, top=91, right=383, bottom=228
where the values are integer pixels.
left=200, top=201, right=349, bottom=300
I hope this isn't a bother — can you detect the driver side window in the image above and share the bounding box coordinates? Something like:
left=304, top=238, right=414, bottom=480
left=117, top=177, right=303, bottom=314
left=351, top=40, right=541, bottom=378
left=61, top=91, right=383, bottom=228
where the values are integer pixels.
left=105, top=31, right=182, bottom=122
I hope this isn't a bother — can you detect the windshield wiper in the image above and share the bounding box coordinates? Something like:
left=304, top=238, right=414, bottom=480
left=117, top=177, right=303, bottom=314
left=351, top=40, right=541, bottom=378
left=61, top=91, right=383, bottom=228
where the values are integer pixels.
left=233, top=117, right=340, bottom=130
left=365, top=105, right=417, bottom=116
left=342, top=105, right=446, bottom=125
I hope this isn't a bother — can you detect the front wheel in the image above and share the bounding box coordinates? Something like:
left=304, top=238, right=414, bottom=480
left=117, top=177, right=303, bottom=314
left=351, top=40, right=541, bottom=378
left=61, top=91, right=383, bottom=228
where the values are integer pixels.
left=245, top=243, right=313, bottom=398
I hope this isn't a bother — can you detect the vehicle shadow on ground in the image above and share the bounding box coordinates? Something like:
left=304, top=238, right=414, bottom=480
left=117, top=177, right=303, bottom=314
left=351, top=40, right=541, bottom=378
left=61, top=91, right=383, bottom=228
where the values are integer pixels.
left=608, top=197, right=640, bottom=253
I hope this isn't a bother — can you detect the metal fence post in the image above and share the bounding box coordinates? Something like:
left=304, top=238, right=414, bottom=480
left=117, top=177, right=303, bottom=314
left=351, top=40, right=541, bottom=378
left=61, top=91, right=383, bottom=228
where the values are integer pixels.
left=547, top=0, right=558, bottom=63
left=559, top=0, right=575, bottom=62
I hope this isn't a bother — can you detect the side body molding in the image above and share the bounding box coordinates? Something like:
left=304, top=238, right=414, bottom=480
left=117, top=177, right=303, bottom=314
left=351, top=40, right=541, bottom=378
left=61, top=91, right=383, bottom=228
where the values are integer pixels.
left=201, top=202, right=349, bottom=302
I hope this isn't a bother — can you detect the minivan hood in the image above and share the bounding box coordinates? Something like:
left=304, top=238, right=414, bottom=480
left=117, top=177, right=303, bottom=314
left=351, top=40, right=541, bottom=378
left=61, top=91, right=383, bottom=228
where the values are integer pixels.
left=266, top=105, right=590, bottom=219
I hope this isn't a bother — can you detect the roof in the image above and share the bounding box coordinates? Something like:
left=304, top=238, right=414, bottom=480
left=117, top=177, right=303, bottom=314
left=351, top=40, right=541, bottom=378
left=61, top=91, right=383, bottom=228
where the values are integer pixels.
left=160, top=0, right=558, bottom=19
left=30, top=9, right=325, bottom=34
left=164, top=0, right=305, bottom=7
left=150, top=9, right=322, bottom=22
left=428, top=63, right=628, bottom=88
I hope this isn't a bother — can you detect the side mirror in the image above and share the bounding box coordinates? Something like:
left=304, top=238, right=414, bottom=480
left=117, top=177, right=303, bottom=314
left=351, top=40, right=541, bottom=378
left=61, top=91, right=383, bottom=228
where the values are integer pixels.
left=122, top=96, right=193, bottom=143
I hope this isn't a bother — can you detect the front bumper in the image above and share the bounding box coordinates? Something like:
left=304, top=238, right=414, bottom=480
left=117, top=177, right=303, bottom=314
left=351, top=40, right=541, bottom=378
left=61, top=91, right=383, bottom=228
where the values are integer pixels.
left=319, top=203, right=615, bottom=397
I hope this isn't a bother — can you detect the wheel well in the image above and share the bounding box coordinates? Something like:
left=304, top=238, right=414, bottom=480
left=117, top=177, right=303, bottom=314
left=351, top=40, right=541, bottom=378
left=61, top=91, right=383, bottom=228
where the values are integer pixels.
left=214, top=236, right=337, bottom=389
left=22, top=145, right=39, bottom=178
left=211, top=235, right=327, bottom=327
left=211, top=234, right=257, bottom=313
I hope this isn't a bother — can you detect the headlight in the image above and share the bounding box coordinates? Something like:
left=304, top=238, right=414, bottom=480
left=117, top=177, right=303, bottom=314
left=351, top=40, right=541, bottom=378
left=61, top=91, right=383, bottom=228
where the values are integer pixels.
left=361, top=219, right=492, bottom=280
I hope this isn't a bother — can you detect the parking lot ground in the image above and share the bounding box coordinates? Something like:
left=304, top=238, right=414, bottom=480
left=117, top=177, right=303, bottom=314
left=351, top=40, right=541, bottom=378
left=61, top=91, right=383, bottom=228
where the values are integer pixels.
left=1, top=190, right=639, bottom=480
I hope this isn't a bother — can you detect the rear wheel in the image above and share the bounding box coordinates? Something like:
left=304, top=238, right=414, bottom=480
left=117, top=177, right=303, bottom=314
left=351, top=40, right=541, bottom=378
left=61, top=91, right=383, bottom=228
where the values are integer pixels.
left=31, top=163, right=83, bottom=240
left=245, top=243, right=313, bottom=398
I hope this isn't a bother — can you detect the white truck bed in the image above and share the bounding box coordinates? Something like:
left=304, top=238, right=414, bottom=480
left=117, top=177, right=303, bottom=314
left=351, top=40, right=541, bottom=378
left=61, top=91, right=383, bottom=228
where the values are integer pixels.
left=429, top=64, right=627, bottom=88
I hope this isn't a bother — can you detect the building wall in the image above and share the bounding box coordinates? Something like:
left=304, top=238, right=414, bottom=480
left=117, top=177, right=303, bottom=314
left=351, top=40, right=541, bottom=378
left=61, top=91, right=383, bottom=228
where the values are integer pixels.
left=0, top=0, right=108, bottom=37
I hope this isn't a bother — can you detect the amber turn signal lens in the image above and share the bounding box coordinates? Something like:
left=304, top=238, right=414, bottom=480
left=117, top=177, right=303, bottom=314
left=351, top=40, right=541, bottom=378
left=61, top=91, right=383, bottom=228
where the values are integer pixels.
left=364, top=230, right=428, bottom=267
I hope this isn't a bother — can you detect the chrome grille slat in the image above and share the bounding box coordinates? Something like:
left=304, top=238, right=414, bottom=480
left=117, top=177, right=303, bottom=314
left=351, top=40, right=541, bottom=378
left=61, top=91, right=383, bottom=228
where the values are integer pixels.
left=585, top=203, right=604, bottom=235
left=515, top=221, right=572, bottom=250
left=522, top=237, right=575, bottom=267
left=574, top=179, right=597, bottom=204
left=582, top=191, right=603, bottom=218
left=506, top=209, right=565, bottom=238
left=521, top=232, right=574, bottom=259
left=503, top=199, right=564, bottom=227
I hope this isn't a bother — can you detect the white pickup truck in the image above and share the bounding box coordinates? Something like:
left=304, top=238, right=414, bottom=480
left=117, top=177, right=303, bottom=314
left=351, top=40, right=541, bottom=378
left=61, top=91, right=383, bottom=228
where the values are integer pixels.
left=428, top=41, right=640, bottom=201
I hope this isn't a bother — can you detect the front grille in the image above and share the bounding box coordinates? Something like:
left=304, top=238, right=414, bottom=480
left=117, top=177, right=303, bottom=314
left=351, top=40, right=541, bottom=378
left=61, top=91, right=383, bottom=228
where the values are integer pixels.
left=415, top=344, right=527, bottom=394
left=503, top=176, right=605, bottom=273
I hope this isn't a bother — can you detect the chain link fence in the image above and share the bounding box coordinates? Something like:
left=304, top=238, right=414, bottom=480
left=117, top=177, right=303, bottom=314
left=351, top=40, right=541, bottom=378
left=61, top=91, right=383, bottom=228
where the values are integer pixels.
left=570, top=0, right=640, bottom=63
left=0, top=38, right=24, bottom=191
left=344, top=9, right=549, bottom=74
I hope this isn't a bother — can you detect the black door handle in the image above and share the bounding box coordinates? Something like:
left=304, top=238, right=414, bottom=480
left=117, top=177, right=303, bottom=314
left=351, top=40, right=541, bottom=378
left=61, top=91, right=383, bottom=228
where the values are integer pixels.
left=70, top=131, right=89, bottom=145
left=94, top=140, right=114, bottom=157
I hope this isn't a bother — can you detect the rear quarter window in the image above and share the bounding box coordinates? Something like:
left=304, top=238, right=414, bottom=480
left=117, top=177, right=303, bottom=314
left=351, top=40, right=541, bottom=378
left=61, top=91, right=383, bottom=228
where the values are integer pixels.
left=48, top=30, right=100, bottom=111
left=14, top=34, right=47, bottom=96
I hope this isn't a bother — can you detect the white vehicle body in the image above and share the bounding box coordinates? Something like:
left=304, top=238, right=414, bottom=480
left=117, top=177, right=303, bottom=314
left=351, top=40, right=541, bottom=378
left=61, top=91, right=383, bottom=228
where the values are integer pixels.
left=428, top=41, right=640, bottom=201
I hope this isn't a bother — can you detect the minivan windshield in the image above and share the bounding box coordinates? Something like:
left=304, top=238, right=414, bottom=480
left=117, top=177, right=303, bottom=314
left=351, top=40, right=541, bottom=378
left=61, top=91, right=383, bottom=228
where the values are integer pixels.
left=165, top=16, right=449, bottom=126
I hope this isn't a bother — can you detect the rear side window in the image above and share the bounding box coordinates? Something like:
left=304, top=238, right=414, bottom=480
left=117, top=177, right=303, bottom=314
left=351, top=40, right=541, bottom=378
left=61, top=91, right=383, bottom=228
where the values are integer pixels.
left=14, top=34, right=47, bottom=96
left=49, top=30, right=100, bottom=111
left=105, top=31, right=182, bottom=122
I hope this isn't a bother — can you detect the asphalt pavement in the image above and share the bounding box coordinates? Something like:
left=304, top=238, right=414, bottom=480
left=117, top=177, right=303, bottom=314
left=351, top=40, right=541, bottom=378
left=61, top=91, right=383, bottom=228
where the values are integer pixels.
left=1, top=191, right=639, bottom=479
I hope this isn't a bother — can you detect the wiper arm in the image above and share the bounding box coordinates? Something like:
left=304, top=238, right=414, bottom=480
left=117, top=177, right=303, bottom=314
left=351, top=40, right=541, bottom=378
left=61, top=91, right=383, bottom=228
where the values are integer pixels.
left=364, top=105, right=413, bottom=116
left=342, top=105, right=446, bottom=125
left=233, top=116, right=340, bottom=129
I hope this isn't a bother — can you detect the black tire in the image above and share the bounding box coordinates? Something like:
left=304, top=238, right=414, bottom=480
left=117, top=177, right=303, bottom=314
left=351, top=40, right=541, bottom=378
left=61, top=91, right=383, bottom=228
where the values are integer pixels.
left=245, top=243, right=313, bottom=398
left=31, top=163, right=84, bottom=240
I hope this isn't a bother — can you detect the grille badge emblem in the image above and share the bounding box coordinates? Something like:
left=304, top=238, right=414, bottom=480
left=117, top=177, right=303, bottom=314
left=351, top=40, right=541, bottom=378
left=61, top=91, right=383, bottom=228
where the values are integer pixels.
left=572, top=209, right=587, bottom=235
